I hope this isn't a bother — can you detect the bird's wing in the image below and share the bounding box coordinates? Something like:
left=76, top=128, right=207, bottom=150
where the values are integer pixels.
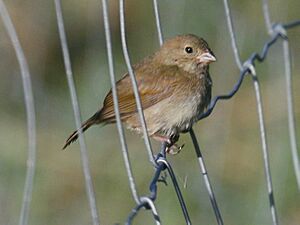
left=99, top=65, right=183, bottom=122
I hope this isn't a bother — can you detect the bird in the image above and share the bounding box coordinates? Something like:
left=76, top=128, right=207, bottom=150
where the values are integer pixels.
left=62, top=34, right=216, bottom=152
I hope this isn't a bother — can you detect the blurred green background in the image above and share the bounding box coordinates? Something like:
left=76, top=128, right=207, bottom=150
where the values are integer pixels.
left=0, top=0, right=300, bottom=224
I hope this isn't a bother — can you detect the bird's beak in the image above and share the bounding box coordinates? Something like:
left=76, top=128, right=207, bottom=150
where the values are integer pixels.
left=197, top=52, right=216, bottom=64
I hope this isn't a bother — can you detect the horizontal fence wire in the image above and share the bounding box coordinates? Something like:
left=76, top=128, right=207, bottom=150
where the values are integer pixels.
left=54, top=0, right=100, bottom=224
left=0, top=1, right=37, bottom=225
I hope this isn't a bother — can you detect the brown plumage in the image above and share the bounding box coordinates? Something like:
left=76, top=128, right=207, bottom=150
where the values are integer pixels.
left=63, top=34, right=216, bottom=150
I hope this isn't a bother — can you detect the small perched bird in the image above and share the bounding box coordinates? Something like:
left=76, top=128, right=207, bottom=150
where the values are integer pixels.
left=63, top=34, right=216, bottom=151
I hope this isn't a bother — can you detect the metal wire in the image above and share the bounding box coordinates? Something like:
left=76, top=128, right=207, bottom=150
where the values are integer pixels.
left=247, top=64, right=278, bottom=225
left=157, top=158, right=192, bottom=225
left=54, top=1, right=100, bottom=224
left=261, top=0, right=300, bottom=190
left=151, top=2, right=223, bottom=222
left=190, top=129, right=223, bottom=225
left=63, top=0, right=300, bottom=222
left=122, top=0, right=300, bottom=223
left=282, top=40, right=300, bottom=190
left=126, top=145, right=168, bottom=224
left=222, top=0, right=243, bottom=69
left=262, top=0, right=273, bottom=35
left=126, top=197, right=161, bottom=225
left=126, top=143, right=192, bottom=224
left=193, top=17, right=300, bottom=224
left=119, top=0, right=156, bottom=166
left=3, top=0, right=300, bottom=224
left=153, top=0, right=163, bottom=46
left=220, top=1, right=279, bottom=224
left=283, top=20, right=300, bottom=29
left=139, top=197, right=161, bottom=225
left=101, top=0, right=140, bottom=204
left=0, top=1, right=37, bottom=225
left=198, top=30, right=281, bottom=120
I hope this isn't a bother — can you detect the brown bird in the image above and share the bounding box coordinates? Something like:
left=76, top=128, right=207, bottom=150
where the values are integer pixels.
left=63, top=34, right=216, bottom=151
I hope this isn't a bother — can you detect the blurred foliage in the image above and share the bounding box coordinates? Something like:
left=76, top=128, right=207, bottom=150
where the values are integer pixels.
left=0, top=0, right=300, bottom=224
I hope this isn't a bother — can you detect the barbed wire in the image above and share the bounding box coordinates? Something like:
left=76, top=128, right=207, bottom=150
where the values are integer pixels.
left=1, top=0, right=299, bottom=224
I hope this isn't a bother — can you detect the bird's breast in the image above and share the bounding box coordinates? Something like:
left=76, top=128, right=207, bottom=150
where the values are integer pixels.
left=125, top=73, right=212, bottom=137
left=144, top=74, right=211, bottom=136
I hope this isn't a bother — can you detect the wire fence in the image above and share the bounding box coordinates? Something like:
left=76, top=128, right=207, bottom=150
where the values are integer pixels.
left=0, top=0, right=299, bottom=224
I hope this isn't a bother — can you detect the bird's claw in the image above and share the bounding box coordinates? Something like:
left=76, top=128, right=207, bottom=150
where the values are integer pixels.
left=166, top=143, right=185, bottom=155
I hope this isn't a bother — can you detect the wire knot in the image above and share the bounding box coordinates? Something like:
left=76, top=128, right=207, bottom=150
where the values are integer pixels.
left=243, top=60, right=257, bottom=76
left=272, top=23, right=288, bottom=39
left=139, top=197, right=160, bottom=220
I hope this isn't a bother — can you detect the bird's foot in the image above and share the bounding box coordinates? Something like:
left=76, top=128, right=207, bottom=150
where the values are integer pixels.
left=152, top=133, right=182, bottom=154
left=166, top=143, right=185, bottom=155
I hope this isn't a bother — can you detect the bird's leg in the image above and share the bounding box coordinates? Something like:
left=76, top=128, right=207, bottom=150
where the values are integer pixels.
left=166, top=134, right=185, bottom=155
left=169, top=133, right=179, bottom=143
left=152, top=134, right=172, bottom=144
left=152, top=133, right=184, bottom=155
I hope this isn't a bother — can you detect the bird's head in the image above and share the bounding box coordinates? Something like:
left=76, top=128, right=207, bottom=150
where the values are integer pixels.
left=155, top=34, right=216, bottom=74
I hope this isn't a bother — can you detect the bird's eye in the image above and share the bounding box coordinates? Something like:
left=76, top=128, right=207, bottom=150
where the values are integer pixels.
left=185, top=46, right=193, bottom=54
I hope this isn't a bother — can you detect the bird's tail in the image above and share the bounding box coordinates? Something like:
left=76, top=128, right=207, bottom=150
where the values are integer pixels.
left=62, top=111, right=102, bottom=150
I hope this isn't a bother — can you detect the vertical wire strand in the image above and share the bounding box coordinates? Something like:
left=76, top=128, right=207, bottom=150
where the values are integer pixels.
left=157, top=158, right=192, bottom=225
left=222, top=0, right=243, bottom=70
left=262, top=0, right=273, bottom=35
left=190, top=129, right=223, bottom=225
left=0, top=2, right=36, bottom=225
left=151, top=2, right=192, bottom=223
left=153, top=0, right=163, bottom=46
left=119, top=0, right=156, bottom=165
left=152, top=0, right=222, bottom=223
left=260, top=1, right=280, bottom=222
left=54, top=1, right=100, bottom=224
left=282, top=40, right=300, bottom=190
left=261, top=0, right=300, bottom=190
left=251, top=73, right=278, bottom=225
left=101, top=0, right=140, bottom=204
left=222, top=0, right=278, bottom=223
